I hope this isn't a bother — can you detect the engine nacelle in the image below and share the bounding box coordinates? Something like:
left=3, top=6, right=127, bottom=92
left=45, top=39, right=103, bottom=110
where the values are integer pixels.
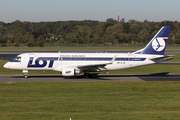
left=62, top=68, right=81, bottom=76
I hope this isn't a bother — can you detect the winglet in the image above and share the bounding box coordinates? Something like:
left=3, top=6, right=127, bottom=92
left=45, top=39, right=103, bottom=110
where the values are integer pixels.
left=107, top=55, right=117, bottom=65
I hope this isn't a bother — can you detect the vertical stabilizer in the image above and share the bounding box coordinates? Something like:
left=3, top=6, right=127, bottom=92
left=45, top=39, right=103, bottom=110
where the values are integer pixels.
left=134, top=26, right=171, bottom=55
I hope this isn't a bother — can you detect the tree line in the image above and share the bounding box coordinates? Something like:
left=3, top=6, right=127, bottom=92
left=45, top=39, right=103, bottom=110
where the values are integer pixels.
left=0, top=18, right=180, bottom=47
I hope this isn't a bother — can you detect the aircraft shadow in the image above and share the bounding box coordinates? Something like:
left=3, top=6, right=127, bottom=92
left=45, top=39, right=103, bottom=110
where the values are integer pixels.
left=10, top=72, right=180, bottom=81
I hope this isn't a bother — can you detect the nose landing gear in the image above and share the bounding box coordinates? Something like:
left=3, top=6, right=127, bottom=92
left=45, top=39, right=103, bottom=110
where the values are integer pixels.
left=23, top=70, right=29, bottom=79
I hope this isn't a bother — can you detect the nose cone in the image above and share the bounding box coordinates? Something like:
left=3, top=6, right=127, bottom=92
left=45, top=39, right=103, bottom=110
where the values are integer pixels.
left=4, top=62, right=11, bottom=69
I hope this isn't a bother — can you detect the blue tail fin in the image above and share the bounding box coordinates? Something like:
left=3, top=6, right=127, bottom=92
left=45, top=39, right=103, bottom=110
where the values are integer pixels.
left=134, top=26, right=171, bottom=55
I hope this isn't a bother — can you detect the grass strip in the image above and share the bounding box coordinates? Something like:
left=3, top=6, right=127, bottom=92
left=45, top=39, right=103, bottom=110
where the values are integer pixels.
left=0, top=82, right=180, bottom=120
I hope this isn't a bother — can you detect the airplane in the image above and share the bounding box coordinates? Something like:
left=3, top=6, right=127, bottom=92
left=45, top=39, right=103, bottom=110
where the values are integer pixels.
left=3, top=26, right=173, bottom=78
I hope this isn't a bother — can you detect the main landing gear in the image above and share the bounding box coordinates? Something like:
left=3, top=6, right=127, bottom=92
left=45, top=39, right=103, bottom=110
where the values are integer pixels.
left=84, top=71, right=91, bottom=78
left=23, top=70, right=29, bottom=79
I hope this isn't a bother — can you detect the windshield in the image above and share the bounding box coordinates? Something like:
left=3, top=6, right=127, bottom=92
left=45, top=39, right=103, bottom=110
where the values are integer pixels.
left=13, top=56, right=21, bottom=61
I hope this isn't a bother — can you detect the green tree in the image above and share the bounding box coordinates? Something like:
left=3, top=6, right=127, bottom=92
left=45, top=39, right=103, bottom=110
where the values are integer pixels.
left=175, top=31, right=180, bottom=44
left=65, top=33, right=79, bottom=43
left=128, top=34, right=137, bottom=43
left=91, top=35, right=101, bottom=44
left=13, top=33, right=22, bottom=43
left=167, top=32, right=175, bottom=44
left=104, top=18, right=115, bottom=31
left=114, top=24, right=123, bottom=34
left=106, top=18, right=116, bottom=24
left=4, top=37, right=10, bottom=43
left=55, top=27, right=64, bottom=36
left=93, top=25, right=103, bottom=36
left=123, top=23, right=130, bottom=34
left=26, top=35, right=35, bottom=47
left=0, top=37, right=5, bottom=43
left=14, top=42, right=20, bottom=47
left=106, top=26, right=115, bottom=35
left=37, top=25, right=47, bottom=35
left=64, top=26, right=74, bottom=35
left=118, top=33, right=128, bottom=43
left=106, top=35, right=115, bottom=43
left=21, top=29, right=26, bottom=36
left=130, top=24, right=140, bottom=34
left=75, top=25, right=92, bottom=37
left=18, top=35, right=26, bottom=43
left=37, top=35, right=44, bottom=47
left=137, top=29, right=149, bottom=43
left=74, top=25, right=93, bottom=43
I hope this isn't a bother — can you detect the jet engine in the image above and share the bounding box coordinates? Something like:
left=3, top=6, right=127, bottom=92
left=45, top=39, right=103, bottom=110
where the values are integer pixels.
left=62, top=68, right=81, bottom=76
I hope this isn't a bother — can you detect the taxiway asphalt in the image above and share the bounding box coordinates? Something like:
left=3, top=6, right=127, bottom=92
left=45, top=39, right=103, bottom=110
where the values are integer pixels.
left=0, top=74, right=180, bottom=83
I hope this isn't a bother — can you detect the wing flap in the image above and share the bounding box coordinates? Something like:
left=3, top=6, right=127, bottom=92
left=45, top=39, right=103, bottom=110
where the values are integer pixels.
left=77, top=55, right=117, bottom=68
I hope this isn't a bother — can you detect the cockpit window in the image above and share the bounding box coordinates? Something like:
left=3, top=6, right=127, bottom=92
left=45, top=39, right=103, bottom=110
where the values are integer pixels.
left=13, top=56, right=21, bottom=61
left=17, top=57, right=21, bottom=60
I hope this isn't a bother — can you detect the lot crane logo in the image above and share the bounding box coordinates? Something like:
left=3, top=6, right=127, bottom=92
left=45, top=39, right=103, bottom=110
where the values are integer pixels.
left=152, top=38, right=167, bottom=52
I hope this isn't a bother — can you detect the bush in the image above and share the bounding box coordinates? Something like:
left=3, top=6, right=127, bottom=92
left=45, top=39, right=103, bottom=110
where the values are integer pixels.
left=1, top=43, right=7, bottom=47
left=39, top=41, right=44, bottom=47
left=28, top=42, right=35, bottom=47
left=14, top=43, right=20, bottom=47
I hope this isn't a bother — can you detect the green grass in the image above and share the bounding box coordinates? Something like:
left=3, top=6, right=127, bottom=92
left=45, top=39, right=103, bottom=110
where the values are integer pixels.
left=0, top=82, right=180, bottom=120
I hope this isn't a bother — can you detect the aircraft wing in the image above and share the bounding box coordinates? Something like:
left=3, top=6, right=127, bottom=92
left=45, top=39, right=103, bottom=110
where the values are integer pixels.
left=76, top=55, right=117, bottom=68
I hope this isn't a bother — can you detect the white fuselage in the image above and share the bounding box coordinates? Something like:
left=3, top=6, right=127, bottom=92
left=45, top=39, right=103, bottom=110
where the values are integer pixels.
left=4, top=52, right=160, bottom=73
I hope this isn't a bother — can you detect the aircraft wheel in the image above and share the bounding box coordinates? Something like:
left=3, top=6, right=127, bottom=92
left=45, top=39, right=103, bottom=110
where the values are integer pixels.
left=25, top=75, right=28, bottom=79
left=84, top=73, right=91, bottom=79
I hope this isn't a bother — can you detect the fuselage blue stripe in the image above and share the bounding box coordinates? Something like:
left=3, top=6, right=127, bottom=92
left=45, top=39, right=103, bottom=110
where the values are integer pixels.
left=59, top=57, right=146, bottom=61
left=9, top=57, right=146, bottom=64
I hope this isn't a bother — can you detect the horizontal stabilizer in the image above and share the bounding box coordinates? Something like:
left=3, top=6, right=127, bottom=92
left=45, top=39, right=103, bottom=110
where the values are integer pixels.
left=150, top=55, right=174, bottom=63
